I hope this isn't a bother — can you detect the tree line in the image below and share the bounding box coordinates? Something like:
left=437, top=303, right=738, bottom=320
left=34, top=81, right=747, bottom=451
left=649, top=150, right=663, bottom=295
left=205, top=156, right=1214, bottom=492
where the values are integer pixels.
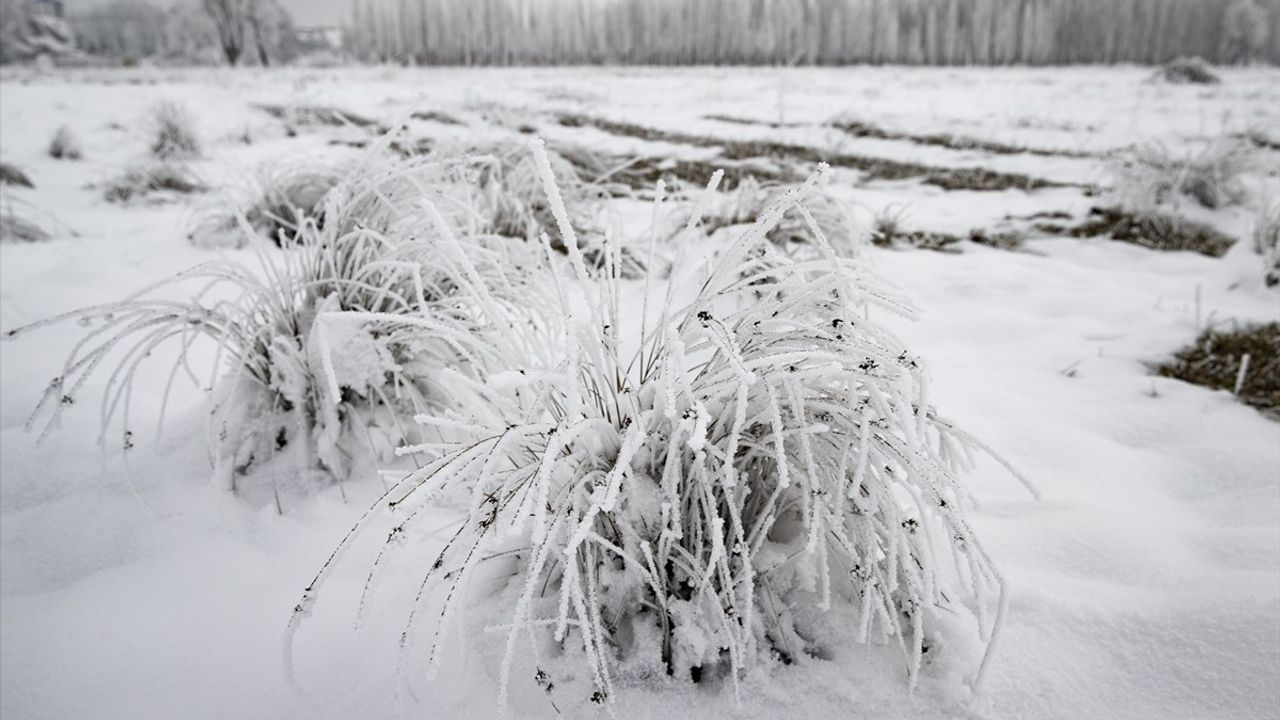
left=1, top=0, right=314, bottom=65
left=344, top=0, right=1279, bottom=66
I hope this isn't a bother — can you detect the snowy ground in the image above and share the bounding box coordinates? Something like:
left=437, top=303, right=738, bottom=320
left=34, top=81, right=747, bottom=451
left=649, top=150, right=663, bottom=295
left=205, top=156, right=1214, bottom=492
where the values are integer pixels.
left=1, top=66, right=1278, bottom=720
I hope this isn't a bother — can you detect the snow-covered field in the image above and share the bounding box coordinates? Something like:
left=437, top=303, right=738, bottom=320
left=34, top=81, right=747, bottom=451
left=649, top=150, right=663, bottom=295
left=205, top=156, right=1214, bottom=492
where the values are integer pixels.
left=1, top=65, right=1278, bottom=720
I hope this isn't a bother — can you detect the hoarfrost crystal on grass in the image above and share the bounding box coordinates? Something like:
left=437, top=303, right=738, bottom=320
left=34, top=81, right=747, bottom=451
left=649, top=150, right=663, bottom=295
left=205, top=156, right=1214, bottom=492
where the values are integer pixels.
left=8, top=146, right=556, bottom=506
left=286, top=140, right=1034, bottom=713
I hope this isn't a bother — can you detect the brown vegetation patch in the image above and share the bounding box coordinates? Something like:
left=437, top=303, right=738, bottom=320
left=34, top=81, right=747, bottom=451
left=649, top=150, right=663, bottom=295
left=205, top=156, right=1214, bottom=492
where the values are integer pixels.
left=1155, top=322, right=1279, bottom=418
left=559, top=113, right=1067, bottom=193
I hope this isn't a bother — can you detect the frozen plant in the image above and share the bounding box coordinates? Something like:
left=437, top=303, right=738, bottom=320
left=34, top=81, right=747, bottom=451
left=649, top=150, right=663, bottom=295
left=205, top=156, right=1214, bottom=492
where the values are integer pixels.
left=48, top=125, right=82, bottom=160
left=457, top=139, right=606, bottom=248
left=1109, top=139, right=1253, bottom=210
left=150, top=100, right=201, bottom=160
left=698, top=176, right=861, bottom=258
left=189, top=159, right=343, bottom=248
left=9, top=151, right=549, bottom=504
left=288, top=143, right=1033, bottom=712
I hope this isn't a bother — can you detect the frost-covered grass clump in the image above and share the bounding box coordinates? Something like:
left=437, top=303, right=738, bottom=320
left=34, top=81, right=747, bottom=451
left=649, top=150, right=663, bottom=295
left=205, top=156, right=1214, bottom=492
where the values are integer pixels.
left=1109, top=139, right=1253, bottom=210
left=150, top=100, right=201, bottom=160
left=9, top=151, right=548, bottom=503
left=48, top=125, right=82, bottom=160
left=103, top=162, right=206, bottom=203
left=459, top=139, right=605, bottom=247
left=0, top=161, right=34, bottom=188
left=189, top=160, right=343, bottom=248
left=698, top=176, right=860, bottom=257
left=288, top=145, right=1030, bottom=712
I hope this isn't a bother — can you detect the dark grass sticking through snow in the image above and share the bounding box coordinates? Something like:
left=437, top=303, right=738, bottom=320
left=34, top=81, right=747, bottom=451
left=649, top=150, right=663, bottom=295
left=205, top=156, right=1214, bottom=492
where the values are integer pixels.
left=0, top=162, right=34, bottom=188
left=0, top=212, right=50, bottom=243
left=832, top=119, right=1092, bottom=158
left=410, top=110, right=465, bottom=125
left=104, top=164, right=206, bottom=203
left=1155, top=322, right=1280, bottom=418
left=870, top=206, right=1022, bottom=253
left=1235, top=130, right=1280, bottom=153
left=256, top=103, right=389, bottom=134
left=1046, top=206, right=1236, bottom=257
left=1149, top=56, right=1221, bottom=85
left=559, top=113, right=1068, bottom=192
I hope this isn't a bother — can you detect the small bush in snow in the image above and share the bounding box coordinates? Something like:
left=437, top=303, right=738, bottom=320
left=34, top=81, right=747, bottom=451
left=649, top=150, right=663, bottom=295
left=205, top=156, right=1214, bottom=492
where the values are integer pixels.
left=288, top=144, right=1031, bottom=711
left=48, top=125, right=82, bottom=160
left=1149, top=57, right=1221, bottom=85
left=11, top=151, right=548, bottom=504
left=150, top=101, right=201, bottom=160
left=1109, top=139, right=1252, bottom=210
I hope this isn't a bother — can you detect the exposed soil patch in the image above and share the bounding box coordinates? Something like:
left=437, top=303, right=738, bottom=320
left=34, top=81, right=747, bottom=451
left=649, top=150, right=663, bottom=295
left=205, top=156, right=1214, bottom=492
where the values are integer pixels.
left=1155, top=322, right=1279, bottom=418
left=558, top=113, right=1068, bottom=193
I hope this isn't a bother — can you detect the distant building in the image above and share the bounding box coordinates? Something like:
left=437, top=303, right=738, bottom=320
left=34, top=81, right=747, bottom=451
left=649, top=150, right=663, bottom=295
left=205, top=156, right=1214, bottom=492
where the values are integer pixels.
left=296, top=26, right=343, bottom=51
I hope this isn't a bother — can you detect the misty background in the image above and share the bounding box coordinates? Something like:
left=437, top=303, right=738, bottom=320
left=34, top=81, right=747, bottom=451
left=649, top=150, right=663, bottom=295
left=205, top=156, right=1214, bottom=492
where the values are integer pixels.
left=3, top=0, right=1279, bottom=67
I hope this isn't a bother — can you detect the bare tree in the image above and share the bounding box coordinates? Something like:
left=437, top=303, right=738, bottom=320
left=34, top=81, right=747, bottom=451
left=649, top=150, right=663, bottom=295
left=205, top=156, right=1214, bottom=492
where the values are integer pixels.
left=245, top=0, right=277, bottom=65
left=202, top=0, right=247, bottom=65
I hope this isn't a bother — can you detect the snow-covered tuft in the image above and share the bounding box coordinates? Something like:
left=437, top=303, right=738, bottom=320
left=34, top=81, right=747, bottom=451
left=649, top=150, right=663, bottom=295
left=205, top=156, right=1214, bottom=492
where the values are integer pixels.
left=286, top=142, right=1032, bottom=713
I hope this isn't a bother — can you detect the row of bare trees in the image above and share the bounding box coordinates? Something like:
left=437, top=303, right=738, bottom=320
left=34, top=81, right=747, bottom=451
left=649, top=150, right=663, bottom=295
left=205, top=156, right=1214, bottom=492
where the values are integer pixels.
left=200, top=0, right=292, bottom=66
left=0, top=0, right=300, bottom=66
left=344, top=0, right=1280, bottom=65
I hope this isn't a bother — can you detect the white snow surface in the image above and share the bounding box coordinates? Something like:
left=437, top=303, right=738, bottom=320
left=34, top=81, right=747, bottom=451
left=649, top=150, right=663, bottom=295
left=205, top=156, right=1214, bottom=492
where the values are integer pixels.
left=1, top=65, right=1278, bottom=720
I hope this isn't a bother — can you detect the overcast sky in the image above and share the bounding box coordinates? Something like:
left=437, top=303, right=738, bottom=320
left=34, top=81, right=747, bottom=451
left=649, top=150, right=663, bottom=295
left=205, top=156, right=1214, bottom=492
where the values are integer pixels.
left=64, top=0, right=349, bottom=26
